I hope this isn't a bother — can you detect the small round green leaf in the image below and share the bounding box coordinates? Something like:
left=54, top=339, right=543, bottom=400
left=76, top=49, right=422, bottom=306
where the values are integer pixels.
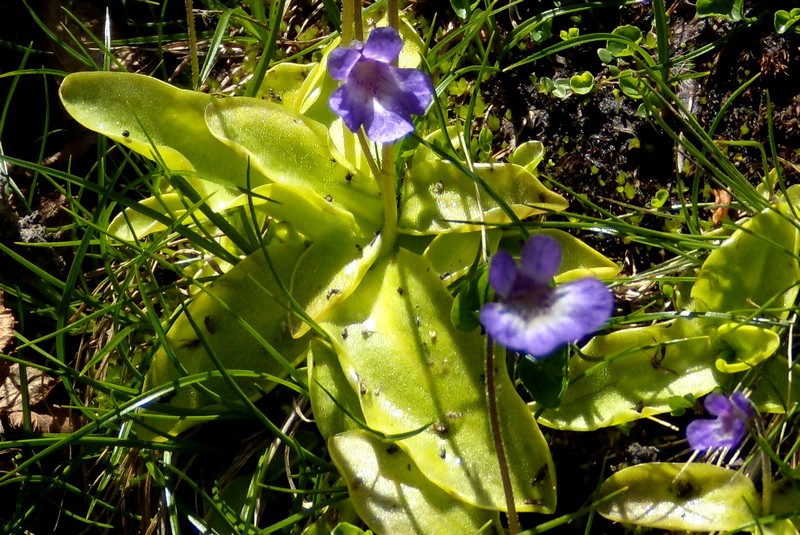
left=569, top=71, right=595, bottom=95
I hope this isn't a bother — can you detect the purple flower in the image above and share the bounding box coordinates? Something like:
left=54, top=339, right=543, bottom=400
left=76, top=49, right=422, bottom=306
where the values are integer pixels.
left=328, top=27, right=434, bottom=143
left=479, top=235, right=614, bottom=358
left=686, top=392, right=756, bottom=450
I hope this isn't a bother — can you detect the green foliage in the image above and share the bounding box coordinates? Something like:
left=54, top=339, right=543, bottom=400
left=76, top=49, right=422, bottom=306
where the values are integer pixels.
left=329, top=430, right=498, bottom=533
left=775, top=8, right=800, bottom=34
left=696, top=0, right=744, bottom=21
left=598, top=463, right=760, bottom=530
left=518, top=350, right=569, bottom=409
left=569, top=71, right=595, bottom=95
left=320, top=249, right=556, bottom=512
left=605, top=25, right=643, bottom=58
left=449, top=0, right=472, bottom=20
left=539, top=204, right=799, bottom=430
left=8, top=1, right=800, bottom=533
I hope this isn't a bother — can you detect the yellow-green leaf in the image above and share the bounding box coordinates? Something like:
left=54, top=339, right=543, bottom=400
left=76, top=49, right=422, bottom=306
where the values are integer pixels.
left=400, top=160, right=568, bottom=234
left=308, top=338, right=365, bottom=440
left=537, top=319, right=719, bottom=430
left=598, top=463, right=760, bottom=531
left=204, top=96, right=383, bottom=229
left=138, top=228, right=308, bottom=439
left=712, top=323, right=781, bottom=373
left=329, top=430, right=498, bottom=534
left=59, top=72, right=268, bottom=189
left=322, top=249, right=556, bottom=512
left=691, top=205, right=800, bottom=317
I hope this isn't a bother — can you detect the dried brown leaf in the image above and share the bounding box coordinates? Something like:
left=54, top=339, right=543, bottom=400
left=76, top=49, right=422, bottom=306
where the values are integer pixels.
left=0, top=364, right=56, bottom=413
left=0, top=290, right=14, bottom=354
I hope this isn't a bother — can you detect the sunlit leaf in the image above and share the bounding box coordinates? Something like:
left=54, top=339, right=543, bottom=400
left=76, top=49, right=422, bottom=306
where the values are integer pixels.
left=598, top=463, right=760, bottom=531
left=289, top=233, right=382, bottom=338
left=540, top=229, right=621, bottom=282
left=400, top=160, right=568, bottom=234
left=259, top=62, right=314, bottom=109
left=59, top=72, right=268, bottom=189
left=569, top=71, right=595, bottom=95
left=138, top=228, right=309, bottom=439
left=107, top=188, right=260, bottom=242
left=308, top=338, right=366, bottom=440
left=204, top=96, right=383, bottom=228
left=507, top=141, right=545, bottom=176
left=712, top=323, right=781, bottom=373
left=537, top=319, right=719, bottom=430
left=329, top=430, right=497, bottom=534
left=775, top=8, right=800, bottom=34
left=691, top=206, right=800, bottom=318
left=422, top=229, right=501, bottom=283
left=322, top=249, right=556, bottom=512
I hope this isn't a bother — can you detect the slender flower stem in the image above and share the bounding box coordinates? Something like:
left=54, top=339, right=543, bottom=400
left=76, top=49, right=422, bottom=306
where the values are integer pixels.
left=485, top=336, right=520, bottom=534
left=388, top=0, right=399, bottom=30
left=356, top=129, right=382, bottom=181
left=341, top=0, right=353, bottom=45
left=185, top=0, right=199, bottom=88
left=357, top=130, right=398, bottom=255
left=353, top=0, right=363, bottom=41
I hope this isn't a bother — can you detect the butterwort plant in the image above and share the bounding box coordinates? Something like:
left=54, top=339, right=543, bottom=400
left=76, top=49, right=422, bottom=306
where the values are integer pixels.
left=686, top=392, right=756, bottom=451
left=328, top=26, right=434, bottom=143
left=480, top=234, right=615, bottom=358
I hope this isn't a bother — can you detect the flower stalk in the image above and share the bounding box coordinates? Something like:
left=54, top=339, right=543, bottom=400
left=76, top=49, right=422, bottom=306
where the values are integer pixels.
left=485, top=336, right=520, bottom=534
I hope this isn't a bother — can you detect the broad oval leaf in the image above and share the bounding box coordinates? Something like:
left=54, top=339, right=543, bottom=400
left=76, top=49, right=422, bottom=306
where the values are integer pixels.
left=107, top=186, right=262, bottom=242
left=137, top=231, right=308, bottom=439
left=308, top=339, right=366, bottom=440
left=258, top=62, right=314, bottom=110
left=321, top=249, right=556, bottom=512
left=400, top=160, right=568, bottom=234
left=329, top=430, right=498, bottom=534
left=598, top=463, right=760, bottom=531
left=537, top=319, right=719, bottom=430
left=507, top=141, right=545, bottom=175
left=204, top=97, right=383, bottom=229
left=691, top=206, right=800, bottom=317
left=289, top=233, right=382, bottom=338
left=541, top=229, right=620, bottom=282
left=59, top=72, right=268, bottom=189
left=422, top=229, right=501, bottom=283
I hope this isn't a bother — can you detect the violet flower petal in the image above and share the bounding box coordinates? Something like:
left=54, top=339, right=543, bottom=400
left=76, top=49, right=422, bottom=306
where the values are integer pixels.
left=479, top=277, right=613, bottom=358
left=328, top=47, right=363, bottom=80
left=362, top=27, right=403, bottom=63
left=551, top=278, right=615, bottom=335
left=686, top=418, right=746, bottom=450
left=488, top=251, right=518, bottom=300
left=686, top=392, right=755, bottom=451
left=393, top=69, right=435, bottom=115
left=327, top=26, right=433, bottom=143
left=364, top=99, right=415, bottom=143
left=519, top=235, right=562, bottom=284
left=329, top=84, right=371, bottom=135
left=704, top=393, right=735, bottom=417
left=730, top=392, right=758, bottom=419
left=480, top=235, right=613, bottom=358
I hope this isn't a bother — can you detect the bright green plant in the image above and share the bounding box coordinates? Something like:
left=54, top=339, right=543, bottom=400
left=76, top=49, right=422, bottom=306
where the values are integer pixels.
left=15, top=0, right=796, bottom=533
left=775, top=8, right=800, bottom=34
left=55, top=8, right=587, bottom=531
